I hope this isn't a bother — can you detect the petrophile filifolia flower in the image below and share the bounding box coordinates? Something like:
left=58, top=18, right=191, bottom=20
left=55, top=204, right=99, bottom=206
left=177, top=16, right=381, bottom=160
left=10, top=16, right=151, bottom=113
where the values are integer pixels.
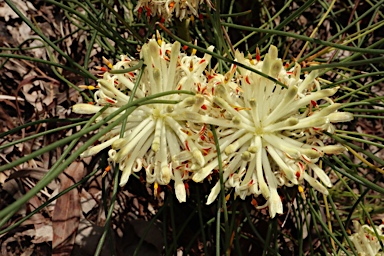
left=73, top=37, right=214, bottom=203
left=186, top=45, right=353, bottom=217
left=349, top=220, right=384, bottom=256
left=135, top=0, right=204, bottom=20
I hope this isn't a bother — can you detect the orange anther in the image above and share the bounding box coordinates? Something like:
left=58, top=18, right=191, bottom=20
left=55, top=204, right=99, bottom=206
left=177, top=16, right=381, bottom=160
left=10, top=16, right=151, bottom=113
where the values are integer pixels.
left=102, top=165, right=111, bottom=178
left=256, top=46, right=260, bottom=62
left=156, top=30, right=162, bottom=45
left=189, top=60, right=194, bottom=72
left=248, top=52, right=254, bottom=65
left=191, top=40, right=197, bottom=55
left=154, top=182, right=159, bottom=197
left=102, top=56, right=113, bottom=69
left=298, top=185, right=306, bottom=199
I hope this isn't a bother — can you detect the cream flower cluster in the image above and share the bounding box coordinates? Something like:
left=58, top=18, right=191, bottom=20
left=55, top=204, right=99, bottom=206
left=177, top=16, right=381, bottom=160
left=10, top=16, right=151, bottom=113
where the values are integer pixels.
left=73, top=38, right=353, bottom=218
left=190, top=46, right=353, bottom=217
left=135, top=0, right=204, bottom=20
left=348, top=220, right=384, bottom=256
left=74, top=38, right=214, bottom=203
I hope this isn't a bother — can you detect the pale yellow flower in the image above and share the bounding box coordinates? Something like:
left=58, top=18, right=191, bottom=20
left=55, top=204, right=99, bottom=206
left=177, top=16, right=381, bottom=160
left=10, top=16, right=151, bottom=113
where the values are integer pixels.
left=349, top=220, right=384, bottom=256
left=73, top=38, right=214, bottom=202
left=135, top=0, right=204, bottom=20
left=188, top=45, right=353, bottom=217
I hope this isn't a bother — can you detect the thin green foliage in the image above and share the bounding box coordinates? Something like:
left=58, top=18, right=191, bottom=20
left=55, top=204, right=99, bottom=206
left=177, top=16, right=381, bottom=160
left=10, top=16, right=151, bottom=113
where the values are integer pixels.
left=1, top=0, right=383, bottom=255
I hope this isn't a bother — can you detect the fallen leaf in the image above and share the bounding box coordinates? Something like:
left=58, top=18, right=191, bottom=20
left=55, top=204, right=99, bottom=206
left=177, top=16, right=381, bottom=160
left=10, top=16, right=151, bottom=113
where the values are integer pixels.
left=32, top=225, right=53, bottom=244
left=28, top=196, right=52, bottom=244
left=52, top=161, right=85, bottom=256
left=0, top=2, right=19, bottom=22
left=7, top=168, right=48, bottom=181
left=80, top=189, right=97, bottom=215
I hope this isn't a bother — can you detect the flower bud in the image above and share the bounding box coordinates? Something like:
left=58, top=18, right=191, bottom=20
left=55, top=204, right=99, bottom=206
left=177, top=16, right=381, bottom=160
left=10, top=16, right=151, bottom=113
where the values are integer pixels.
left=72, top=104, right=101, bottom=114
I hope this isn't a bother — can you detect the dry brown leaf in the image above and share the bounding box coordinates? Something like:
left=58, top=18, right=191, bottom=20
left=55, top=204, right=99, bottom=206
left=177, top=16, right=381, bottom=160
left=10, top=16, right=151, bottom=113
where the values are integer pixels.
left=80, top=189, right=97, bottom=215
left=28, top=196, right=52, bottom=244
left=7, top=168, right=48, bottom=181
left=0, top=2, right=19, bottom=22
left=52, top=161, right=85, bottom=256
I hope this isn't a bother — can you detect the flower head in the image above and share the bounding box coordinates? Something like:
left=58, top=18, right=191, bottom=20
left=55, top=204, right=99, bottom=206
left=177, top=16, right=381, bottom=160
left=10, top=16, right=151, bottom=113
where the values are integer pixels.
left=135, top=0, right=204, bottom=20
left=188, top=45, right=353, bottom=217
left=73, top=37, right=214, bottom=202
left=349, top=220, right=384, bottom=256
